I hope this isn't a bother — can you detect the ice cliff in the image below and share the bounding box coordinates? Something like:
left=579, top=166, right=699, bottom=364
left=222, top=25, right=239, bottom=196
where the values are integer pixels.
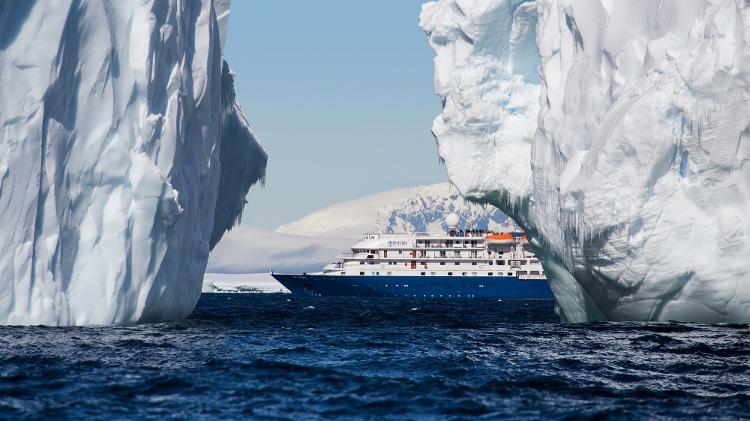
left=421, top=0, right=750, bottom=322
left=0, top=0, right=266, bottom=325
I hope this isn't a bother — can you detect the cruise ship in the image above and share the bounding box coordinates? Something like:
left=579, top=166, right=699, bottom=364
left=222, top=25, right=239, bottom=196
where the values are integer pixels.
left=272, top=214, right=553, bottom=298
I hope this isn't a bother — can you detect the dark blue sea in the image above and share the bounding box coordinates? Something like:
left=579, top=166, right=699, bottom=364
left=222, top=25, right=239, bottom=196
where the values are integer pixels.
left=0, top=294, right=748, bottom=420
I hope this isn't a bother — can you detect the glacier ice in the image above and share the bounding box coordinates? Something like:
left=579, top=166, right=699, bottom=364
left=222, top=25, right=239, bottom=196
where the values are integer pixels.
left=422, top=0, right=750, bottom=322
left=0, top=0, right=266, bottom=325
left=420, top=0, right=540, bottom=203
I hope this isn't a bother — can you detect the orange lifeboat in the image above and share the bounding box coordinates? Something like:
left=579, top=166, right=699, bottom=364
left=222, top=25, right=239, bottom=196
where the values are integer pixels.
left=486, top=233, right=514, bottom=243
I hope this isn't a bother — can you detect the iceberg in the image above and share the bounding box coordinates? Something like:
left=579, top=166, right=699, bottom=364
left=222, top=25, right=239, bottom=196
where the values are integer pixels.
left=0, top=0, right=266, bottom=325
left=421, top=0, right=750, bottom=322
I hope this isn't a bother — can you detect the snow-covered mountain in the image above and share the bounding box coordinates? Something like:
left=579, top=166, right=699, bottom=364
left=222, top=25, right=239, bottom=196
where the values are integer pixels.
left=0, top=1, right=266, bottom=325
left=208, top=183, right=510, bottom=276
left=382, top=184, right=509, bottom=235
left=277, top=183, right=509, bottom=239
left=275, top=186, right=422, bottom=239
left=421, top=0, right=750, bottom=322
left=207, top=226, right=352, bottom=275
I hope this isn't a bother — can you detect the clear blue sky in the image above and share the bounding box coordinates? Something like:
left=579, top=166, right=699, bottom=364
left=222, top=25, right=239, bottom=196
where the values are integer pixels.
left=224, top=1, right=446, bottom=230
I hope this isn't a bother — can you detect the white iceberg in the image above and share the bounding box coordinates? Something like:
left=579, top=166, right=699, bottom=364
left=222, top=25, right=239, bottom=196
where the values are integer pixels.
left=202, top=273, right=287, bottom=294
left=0, top=0, right=266, bottom=325
left=421, top=0, right=750, bottom=322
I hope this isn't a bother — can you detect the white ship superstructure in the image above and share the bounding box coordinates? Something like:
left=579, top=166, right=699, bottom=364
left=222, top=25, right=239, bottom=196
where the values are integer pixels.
left=322, top=217, right=546, bottom=280
left=272, top=214, right=551, bottom=298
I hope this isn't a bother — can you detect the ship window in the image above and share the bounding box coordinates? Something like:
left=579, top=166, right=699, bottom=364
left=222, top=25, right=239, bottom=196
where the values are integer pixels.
left=530, top=271, right=539, bottom=275
left=440, top=262, right=445, bottom=266
left=472, top=262, right=477, bottom=266
left=455, top=262, right=459, bottom=265
left=360, top=272, right=365, bottom=275
left=399, top=251, right=403, bottom=255
left=421, top=272, right=425, bottom=275
left=517, top=271, right=527, bottom=275
left=431, top=272, right=436, bottom=275
left=508, top=272, right=513, bottom=276
left=520, top=260, right=528, bottom=265
left=447, top=272, right=453, bottom=276
left=497, top=260, right=505, bottom=265
left=372, top=272, right=377, bottom=275
left=462, top=272, right=467, bottom=276
left=488, top=272, right=493, bottom=276
left=340, top=272, right=345, bottom=275
left=531, top=259, right=539, bottom=264
left=489, top=262, right=493, bottom=265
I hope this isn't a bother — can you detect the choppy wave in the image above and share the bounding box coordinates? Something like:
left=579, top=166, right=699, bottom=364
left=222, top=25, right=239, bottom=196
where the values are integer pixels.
left=0, top=295, right=747, bottom=419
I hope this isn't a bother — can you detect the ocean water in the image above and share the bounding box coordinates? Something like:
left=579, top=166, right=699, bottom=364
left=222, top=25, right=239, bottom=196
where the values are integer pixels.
left=0, top=295, right=748, bottom=420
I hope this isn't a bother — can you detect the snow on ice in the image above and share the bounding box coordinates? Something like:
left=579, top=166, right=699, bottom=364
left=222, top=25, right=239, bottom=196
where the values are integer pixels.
left=0, top=1, right=266, bottom=325
left=421, top=0, right=750, bottom=322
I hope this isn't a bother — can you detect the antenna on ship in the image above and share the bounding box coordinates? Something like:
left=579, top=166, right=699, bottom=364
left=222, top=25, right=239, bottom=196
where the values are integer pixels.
left=375, top=210, right=383, bottom=234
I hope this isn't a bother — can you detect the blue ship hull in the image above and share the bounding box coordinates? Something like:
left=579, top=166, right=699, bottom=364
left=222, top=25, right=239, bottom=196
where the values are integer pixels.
left=271, top=274, right=553, bottom=299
